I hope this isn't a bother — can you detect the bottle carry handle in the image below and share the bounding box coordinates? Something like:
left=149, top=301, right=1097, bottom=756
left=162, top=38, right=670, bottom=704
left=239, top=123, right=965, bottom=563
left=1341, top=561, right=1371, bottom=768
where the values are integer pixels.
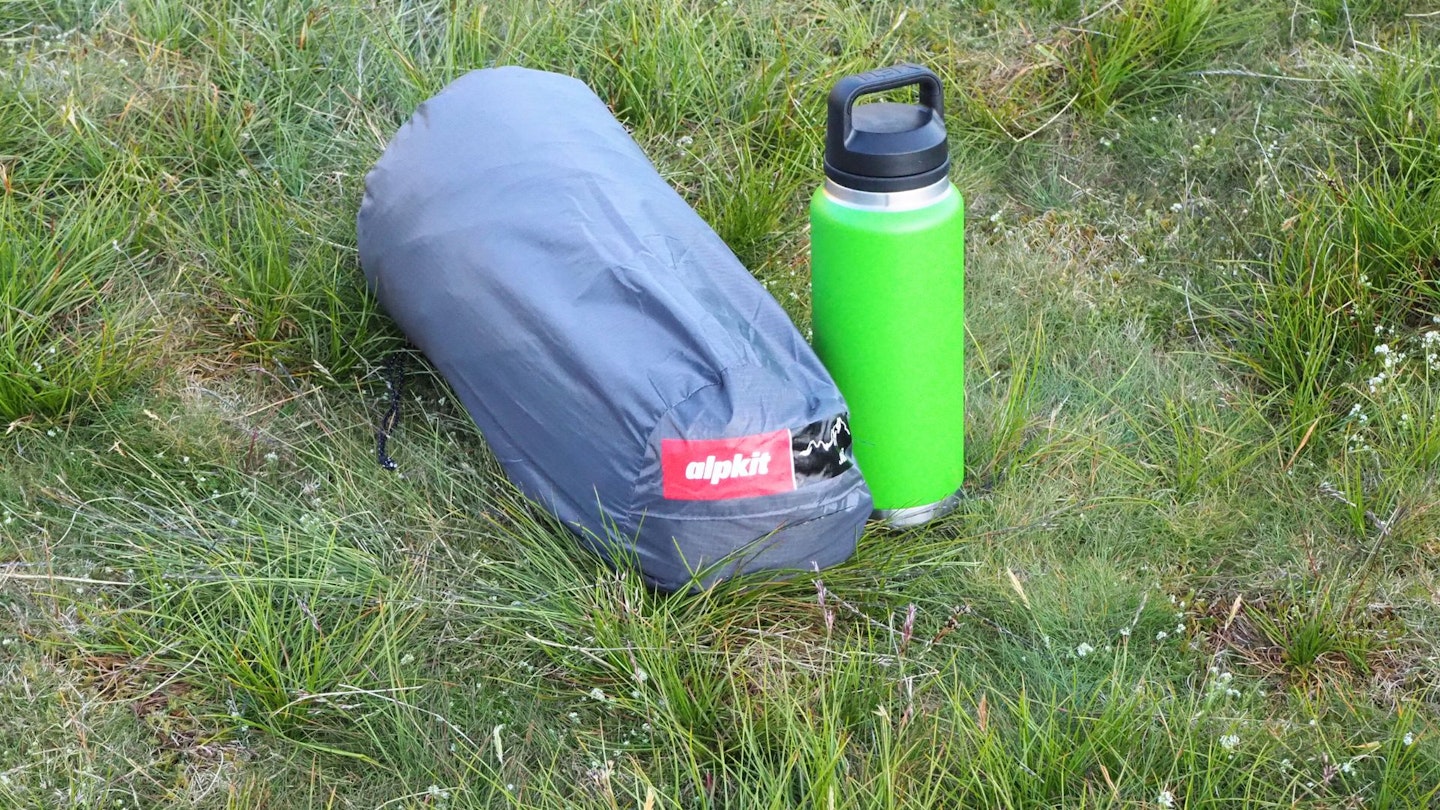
left=826, top=64, right=944, bottom=150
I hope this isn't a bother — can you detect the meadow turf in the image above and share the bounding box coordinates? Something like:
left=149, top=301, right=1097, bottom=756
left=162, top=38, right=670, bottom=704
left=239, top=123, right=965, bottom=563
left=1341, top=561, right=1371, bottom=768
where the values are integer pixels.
left=3, top=0, right=1440, bottom=806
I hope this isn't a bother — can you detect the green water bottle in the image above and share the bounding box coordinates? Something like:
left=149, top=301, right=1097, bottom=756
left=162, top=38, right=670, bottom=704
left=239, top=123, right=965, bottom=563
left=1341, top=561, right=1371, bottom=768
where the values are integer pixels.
left=809, top=64, right=965, bottom=527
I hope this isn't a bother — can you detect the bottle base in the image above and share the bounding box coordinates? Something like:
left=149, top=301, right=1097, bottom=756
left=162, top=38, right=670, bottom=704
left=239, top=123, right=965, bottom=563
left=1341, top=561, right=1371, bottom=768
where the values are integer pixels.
left=873, top=487, right=964, bottom=529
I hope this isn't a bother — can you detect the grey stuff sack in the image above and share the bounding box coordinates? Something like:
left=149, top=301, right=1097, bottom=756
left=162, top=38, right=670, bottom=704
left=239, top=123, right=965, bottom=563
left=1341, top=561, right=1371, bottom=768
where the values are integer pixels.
left=357, top=67, right=870, bottom=592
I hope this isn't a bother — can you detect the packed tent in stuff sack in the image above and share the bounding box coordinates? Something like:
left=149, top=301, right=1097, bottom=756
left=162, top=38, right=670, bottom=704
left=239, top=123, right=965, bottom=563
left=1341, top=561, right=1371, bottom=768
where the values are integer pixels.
left=357, top=67, right=872, bottom=591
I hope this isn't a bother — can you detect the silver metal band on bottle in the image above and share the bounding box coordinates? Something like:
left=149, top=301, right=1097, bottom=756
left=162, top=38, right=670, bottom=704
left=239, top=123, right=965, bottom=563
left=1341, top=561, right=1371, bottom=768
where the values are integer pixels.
left=873, top=487, right=964, bottom=528
left=822, top=177, right=953, bottom=212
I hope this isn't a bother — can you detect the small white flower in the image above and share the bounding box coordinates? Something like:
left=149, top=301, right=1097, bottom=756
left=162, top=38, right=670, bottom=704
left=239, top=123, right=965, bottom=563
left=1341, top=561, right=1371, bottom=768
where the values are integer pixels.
left=1340, top=760, right=1354, bottom=774
left=1219, top=734, right=1240, bottom=750
left=589, top=687, right=607, bottom=702
left=1158, top=789, right=1175, bottom=808
left=634, top=667, right=648, bottom=683
left=1404, top=732, right=1415, bottom=746
left=1170, top=202, right=1184, bottom=212
left=1075, top=642, right=1095, bottom=658
left=1156, top=630, right=1168, bottom=641
left=264, top=451, right=278, bottom=462
left=1119, top=627, right=1131, bottom=637
left=676, top=135, right=693, bottom=147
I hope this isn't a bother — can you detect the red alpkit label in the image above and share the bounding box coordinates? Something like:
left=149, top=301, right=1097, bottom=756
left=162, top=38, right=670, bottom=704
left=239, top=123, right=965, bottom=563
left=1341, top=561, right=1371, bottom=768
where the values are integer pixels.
left=661, top=429, right=796, bottom=501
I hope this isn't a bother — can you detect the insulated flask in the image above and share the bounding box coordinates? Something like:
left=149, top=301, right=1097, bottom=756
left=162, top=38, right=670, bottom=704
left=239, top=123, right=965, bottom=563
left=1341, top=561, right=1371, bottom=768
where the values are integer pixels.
left=809, top=64, right=965, bottom=527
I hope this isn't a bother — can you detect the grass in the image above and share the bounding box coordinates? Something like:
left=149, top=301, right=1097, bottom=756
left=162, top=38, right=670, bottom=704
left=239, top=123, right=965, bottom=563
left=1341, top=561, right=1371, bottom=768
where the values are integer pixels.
left=3, top=0, right=1440, bottom=806
left=1063, top=0, right=1257, bottom=116
left=0, top=175, right=161, bottom=422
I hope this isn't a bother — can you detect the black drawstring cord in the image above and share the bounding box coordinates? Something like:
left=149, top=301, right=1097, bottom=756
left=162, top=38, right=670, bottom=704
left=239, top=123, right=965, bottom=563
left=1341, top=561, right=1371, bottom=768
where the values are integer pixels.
left=376, top=352, right=406, bottom=471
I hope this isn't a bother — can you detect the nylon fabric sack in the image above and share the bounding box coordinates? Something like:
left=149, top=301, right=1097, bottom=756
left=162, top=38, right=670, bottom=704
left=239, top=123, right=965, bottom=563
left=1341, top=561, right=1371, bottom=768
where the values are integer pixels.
left=357, top=67, right=870, bottom=591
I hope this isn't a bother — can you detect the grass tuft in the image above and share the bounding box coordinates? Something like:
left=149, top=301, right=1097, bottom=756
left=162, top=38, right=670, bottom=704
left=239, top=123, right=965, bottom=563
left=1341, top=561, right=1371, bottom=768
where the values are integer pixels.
left=0, top=176, right=160, bottom=422
left=1063, top=0, right=1255, bottom=116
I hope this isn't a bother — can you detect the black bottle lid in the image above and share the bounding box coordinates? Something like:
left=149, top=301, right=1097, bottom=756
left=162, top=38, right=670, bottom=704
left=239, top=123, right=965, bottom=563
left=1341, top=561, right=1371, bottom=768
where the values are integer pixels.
left=824, top=64, right=949, bottom=194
